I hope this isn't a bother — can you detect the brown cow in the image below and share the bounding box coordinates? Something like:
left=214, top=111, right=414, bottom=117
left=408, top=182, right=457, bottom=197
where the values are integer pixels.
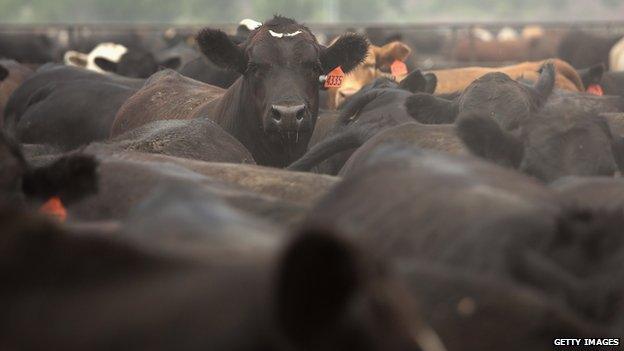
left=453, top=28, right=559, bottom=63
left=424, top=59, right=583, bottom=94
left=326, top=41, right=411, bottom=109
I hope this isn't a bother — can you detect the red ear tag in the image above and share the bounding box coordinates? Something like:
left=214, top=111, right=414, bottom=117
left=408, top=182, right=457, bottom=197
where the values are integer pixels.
left=39, top=196, right=67, bottom=222
left=586, top=84, right=604, bottom=96
left=324, top=66, right=345, bottom=88
left=390, top=60, right=408, bottom=77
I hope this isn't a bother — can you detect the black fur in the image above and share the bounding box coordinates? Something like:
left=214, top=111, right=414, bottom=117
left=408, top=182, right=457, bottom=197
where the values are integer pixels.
left=423, top=72, right=438, bottom=94
left=276, top=227, right=360, bottom=343
left=287, top=129, right=363, bottom=171
left=397, top=69, right=427, bottom=93
left=93, top=57, right=118, bottom=73
left=456, top=113, right=524, bottom=168
left=0, top=64, right=8, bottom=81
left=577, top=63, right=605, bottom=89
left=0, top=130, right=27, bottom=168
left=320, top=33, right=369, bottom=74
left=510, top=208, right=624, bottom=324
left=196, top=28, right=247, bottom=74
left=404, top=93, right=458, bottom=124
left=532, top=62, right=556, bottom=106
left=22, top=154, right=98, bottom=205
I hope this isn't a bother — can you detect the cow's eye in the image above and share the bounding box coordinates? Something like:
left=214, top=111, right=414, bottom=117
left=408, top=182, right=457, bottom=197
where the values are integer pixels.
left=304, top=62, right=322, bottom=75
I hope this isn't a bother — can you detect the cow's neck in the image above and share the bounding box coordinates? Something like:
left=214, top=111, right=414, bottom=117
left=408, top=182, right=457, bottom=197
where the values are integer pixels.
left=212, top=78, right=294, bottom=167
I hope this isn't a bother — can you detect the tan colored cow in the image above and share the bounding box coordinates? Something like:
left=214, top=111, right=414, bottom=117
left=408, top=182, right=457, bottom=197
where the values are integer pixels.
left=327, top=41, right=411, bottom=109
left=426, top=59, right=584, bottom=94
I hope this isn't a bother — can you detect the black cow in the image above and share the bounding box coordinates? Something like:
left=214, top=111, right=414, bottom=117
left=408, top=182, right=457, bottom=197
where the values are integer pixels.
left=98, top=118, right=255, bottom=164
left=65, top=148, right=337, bottom=226
left=304, top=144, right=623, bottom=334
left=1, top=184, right=430, bottom=351
left=112, top=16, right=369, bottom=168
left=11, top=79, right=137, bottom=150
left=405, top=62, right=556, bottom=127
left=195, top=16, right=369, bottom=167
left=0, top=131, right=98, bottom=208
left=179, top=56, right=240, bottom=88
left=451, top=68, right=624, bottom=181
left=288, top=71, right=437, bottom=174
left=577, top=63, right=624, bottom=98
left=4, top=65, right=143, bottom=150
left=457, top=110, right=624, bottom=181
left=0, top=32, right=59, bottom=63
left=94, top=48, right=182, bottom=79
left=4, top=64, right=142, bottom=130
left=552, top=176, right=624, bottom=212
left=558, top=30, right=621, bottom=69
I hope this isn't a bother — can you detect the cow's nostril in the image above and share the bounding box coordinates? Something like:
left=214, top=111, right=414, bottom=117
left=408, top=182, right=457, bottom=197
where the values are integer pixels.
left=271, top=106, right=282, bottom=122
left=296, top=108, right=306, bottom=121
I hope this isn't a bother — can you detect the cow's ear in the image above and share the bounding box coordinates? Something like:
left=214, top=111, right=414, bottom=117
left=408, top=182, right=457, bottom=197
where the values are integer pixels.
left=93, top=57, right=118, bottom=73
left=159, top=56, right=182, bottom=70
left=64, top=51, right=88, bottom=68
left=577, top=63, right=605, bottom=89
left=531, top=62, right=555, bottom=106
left=0, top=64, right=8, bottom=81
left=456, top=113, right=524, bottom=169
left=275, top=226, right=364, bottom=346
left=320, top=33, right=369, bottom=75
left=196, top=28, right=247, bottom=74
left=398, top=69, right=426, bottom=93
left=375, top=41, right=411, bottom=68
left=423, top=73, right=438, bottom=94
left=22, top=154, right=98, bottom=205
left=405, top=93, right=458, bottom=124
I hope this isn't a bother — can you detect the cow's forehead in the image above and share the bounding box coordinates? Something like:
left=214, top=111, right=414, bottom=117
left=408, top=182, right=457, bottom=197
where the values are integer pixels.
left=248, top=30, right=320, bottom=65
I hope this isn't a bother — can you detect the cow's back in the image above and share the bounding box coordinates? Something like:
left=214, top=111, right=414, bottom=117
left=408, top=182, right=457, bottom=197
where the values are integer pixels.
left=111, top=69, right=225, bottom=137
left=430, top=59, right=582, bottom=94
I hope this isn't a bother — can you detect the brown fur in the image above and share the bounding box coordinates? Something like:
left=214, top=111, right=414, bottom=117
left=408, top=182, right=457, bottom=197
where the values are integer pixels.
left=327, top=41, right=411, bottom=109
left=428, top=59, right=583, bottom=94
left=110, top=70, right=224, bottom=137
left=453, top=34, right=559, bottom=63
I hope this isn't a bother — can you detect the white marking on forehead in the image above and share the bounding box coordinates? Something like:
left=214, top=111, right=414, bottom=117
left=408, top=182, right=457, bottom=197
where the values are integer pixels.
left=239, top=18, right=262, bottom=31
left=269, top=29, right=302, bottom=38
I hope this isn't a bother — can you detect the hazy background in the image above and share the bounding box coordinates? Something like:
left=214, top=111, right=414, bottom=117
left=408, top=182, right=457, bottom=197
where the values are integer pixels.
left=1, top=0, right=623, bottom=24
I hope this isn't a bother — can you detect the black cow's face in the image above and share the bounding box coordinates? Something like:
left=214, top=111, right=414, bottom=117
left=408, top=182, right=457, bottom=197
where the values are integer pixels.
left=244, top=28, right=322, bottom=142
left=196, top=16, right=369, bottom=144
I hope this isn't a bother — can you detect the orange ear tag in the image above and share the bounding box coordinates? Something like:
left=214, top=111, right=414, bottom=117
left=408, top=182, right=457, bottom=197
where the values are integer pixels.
left=324, top=66, right=345, bottom=88
left=39, top=196, right=67, bottom=222
left=586, top=84, right=604, bottom=96
left=390, top=60, right=408, bottom=77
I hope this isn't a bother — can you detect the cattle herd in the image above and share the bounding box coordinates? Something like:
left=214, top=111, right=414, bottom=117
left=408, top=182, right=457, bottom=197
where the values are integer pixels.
left=2, top=15, right=624, bottom=350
